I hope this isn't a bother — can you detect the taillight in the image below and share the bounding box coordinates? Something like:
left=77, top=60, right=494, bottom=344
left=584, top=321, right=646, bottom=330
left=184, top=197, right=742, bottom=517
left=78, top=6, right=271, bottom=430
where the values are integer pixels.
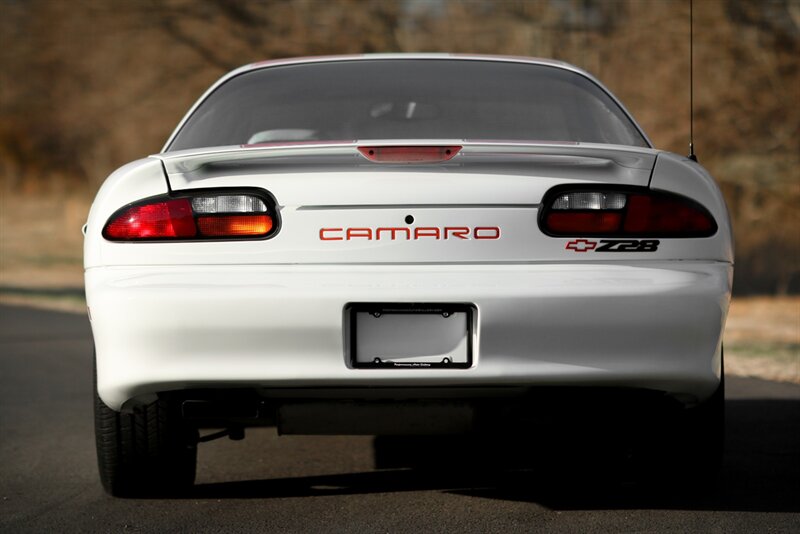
left=540, top=188, right=716, bottom=237
left=196, top=215, right=272, bottom=237
left=103, top=198, right=196, bottom=240
left=103, top=192, right=278, bottom=241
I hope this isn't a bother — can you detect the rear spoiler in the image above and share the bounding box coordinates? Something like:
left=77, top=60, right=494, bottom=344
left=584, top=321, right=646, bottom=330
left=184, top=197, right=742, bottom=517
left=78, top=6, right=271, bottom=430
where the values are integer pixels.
left=153, top=140, right=657, bottom=175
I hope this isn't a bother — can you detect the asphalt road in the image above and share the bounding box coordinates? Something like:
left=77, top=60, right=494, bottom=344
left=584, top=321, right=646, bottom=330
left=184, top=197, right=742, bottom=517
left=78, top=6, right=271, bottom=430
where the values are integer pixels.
left=1, top=304, right=798, bottom=533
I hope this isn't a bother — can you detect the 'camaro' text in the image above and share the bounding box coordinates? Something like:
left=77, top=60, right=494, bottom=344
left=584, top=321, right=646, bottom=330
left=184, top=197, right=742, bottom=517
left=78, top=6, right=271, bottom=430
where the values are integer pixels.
left=319, top=226, right=501, bottom=241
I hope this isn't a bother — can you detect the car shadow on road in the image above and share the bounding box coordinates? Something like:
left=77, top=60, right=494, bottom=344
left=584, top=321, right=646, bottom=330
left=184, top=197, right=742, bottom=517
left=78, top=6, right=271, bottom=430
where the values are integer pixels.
left=187, top=398, right=799, bottom=513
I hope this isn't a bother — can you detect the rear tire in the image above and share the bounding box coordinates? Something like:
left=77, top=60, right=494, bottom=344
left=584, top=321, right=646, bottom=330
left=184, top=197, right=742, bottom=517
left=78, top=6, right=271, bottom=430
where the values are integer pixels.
left=94, top=374, right=197, bottom=497
left=636, top=355, right=725, bottom=488
left=679, top=368, right=725, bottom=480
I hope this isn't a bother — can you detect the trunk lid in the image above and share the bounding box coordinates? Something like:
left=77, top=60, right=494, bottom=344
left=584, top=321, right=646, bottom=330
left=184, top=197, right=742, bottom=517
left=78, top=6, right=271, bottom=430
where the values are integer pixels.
left=149, top=142, right=657, bottom=264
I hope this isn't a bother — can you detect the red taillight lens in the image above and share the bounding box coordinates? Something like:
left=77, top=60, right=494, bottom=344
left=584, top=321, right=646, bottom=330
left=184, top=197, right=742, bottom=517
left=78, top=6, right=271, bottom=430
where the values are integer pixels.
left=541, top=189, right=716, bottom=237
left=103, top=192, right=277, bottom=241
left=358, top=146, right=461, bottom=163
left=623, top=194, right=715, bottom=234
left=103, top=198, right=196, bottom=240
left=545, top=212, right=622, bottom=234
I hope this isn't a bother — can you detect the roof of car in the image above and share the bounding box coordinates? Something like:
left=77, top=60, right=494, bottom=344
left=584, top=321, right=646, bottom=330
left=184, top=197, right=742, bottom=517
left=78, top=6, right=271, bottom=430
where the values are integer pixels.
left=247, top=53, right=574, bottom=67
left=243, top=53, right=584, bottom=77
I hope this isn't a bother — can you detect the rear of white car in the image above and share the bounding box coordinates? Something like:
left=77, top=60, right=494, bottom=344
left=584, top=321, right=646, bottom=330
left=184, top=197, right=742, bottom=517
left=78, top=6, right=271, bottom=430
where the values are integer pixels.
left=85, top=55, right=732, bottom=496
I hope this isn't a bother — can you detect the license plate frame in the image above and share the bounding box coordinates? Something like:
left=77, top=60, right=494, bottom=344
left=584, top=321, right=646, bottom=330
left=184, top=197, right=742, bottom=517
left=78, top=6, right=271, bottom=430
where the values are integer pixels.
left=346, top=303, right=474, bottom=369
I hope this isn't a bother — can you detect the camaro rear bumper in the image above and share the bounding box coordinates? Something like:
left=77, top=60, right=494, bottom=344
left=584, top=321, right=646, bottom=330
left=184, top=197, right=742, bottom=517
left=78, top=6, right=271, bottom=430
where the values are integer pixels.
left=87, top=261, right=732, bottom=411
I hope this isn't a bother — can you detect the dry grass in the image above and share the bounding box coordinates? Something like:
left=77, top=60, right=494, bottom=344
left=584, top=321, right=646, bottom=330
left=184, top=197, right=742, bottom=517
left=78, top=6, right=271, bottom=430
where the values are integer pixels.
left=725, top=297, right=799, bottom=384
left=0, top=190, right=88, bottom=288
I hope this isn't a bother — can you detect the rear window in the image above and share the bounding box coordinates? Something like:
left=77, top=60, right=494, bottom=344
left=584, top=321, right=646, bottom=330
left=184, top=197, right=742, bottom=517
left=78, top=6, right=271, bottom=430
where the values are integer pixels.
left=168, top=60, right=649, bottom=151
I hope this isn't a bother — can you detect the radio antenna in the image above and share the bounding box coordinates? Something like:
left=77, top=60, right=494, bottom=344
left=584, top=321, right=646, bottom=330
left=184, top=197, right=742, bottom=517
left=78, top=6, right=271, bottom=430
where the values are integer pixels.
left=688, top=0, right=697, bottom=162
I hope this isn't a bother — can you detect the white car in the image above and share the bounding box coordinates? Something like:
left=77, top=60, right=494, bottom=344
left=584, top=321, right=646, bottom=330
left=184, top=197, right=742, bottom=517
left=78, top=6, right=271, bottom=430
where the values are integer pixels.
left=85, top=54, right=732, bottom=496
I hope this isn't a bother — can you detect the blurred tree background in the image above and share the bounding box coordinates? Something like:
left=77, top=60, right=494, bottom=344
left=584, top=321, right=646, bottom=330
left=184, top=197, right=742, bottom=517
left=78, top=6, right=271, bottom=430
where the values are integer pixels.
left=0, top=0, right=797, bottom=294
